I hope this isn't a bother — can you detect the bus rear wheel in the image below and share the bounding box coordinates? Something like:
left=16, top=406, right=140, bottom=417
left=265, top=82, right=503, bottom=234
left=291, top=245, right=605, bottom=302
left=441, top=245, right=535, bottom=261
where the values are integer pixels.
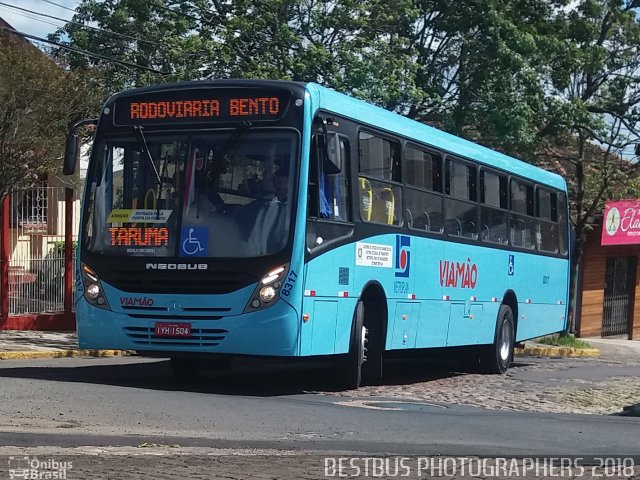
left=480, top=305, right=514, bottom=374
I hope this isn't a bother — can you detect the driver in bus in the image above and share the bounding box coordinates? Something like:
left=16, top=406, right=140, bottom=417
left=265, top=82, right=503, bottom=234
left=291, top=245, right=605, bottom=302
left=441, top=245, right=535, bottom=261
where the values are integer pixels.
left=272, top=168, right=289, bottom=203
left=246, top=168, right=289, bottom=255
left=181, top=151, right=240, bottom=256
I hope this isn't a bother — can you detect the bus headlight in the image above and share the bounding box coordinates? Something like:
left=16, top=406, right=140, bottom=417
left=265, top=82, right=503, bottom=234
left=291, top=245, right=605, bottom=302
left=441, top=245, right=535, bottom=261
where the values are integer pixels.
left=244, top=264, right=289, bottom=313
left=259, top=286, right=277, bottom=303
left=81, top=264, right=111, bottom=310
left=86, top=283, right=100, bottom=300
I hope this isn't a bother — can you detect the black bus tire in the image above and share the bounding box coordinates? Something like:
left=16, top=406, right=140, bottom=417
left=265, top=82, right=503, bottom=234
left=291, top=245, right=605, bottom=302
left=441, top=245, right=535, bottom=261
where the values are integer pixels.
left=339, top=300, right=367, bottom=389
left=480, top=304, right=514, bottom=374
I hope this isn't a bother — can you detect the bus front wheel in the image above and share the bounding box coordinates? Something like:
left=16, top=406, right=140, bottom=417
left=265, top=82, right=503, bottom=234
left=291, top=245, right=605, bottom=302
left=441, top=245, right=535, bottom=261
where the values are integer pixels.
left=480, top=305, right=514, bottom=374
left=339, top=300, right=368, bottom=389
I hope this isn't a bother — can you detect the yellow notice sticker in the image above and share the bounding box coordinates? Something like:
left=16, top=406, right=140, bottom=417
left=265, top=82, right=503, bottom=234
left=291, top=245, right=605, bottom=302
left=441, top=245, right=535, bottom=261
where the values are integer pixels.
left=108, top=209, right=172, bottom=223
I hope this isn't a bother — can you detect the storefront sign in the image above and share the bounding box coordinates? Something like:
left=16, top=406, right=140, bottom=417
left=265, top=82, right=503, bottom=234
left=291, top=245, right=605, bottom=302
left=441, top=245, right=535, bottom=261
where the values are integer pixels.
left=601, top=200, right=640, bottom=245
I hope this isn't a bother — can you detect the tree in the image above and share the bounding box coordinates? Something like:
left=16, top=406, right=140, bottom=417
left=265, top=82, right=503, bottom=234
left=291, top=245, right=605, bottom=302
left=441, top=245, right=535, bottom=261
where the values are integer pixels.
left=0, top=34, right=97, bottom=199
left=49, top=0, right=224, bottom=93
left=535, top=0, right=640, bottom=332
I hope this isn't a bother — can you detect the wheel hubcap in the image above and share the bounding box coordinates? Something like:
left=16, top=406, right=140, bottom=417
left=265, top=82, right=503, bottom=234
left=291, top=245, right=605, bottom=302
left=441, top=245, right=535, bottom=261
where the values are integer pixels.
left=499, top=321, right=512, bottom=361
left=361, top=326, right=368, bottom=365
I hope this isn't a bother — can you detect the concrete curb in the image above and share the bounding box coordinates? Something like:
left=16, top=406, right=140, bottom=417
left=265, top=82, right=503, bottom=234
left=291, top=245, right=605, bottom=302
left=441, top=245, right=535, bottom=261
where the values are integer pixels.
left=0, top=350, right=132, bottom=361
left=1, top=346, right=601, bottom=360
left=515, top=345, right=600, bottom=358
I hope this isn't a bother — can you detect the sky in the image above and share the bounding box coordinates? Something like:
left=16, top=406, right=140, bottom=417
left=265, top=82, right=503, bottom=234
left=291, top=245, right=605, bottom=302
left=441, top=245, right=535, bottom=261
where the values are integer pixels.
left=0, top=0, right=81, bottom=39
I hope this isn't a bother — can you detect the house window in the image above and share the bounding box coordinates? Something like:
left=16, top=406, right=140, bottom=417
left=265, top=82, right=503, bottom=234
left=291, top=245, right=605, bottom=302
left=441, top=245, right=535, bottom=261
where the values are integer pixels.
left=10, top=186, right=48, bottom=233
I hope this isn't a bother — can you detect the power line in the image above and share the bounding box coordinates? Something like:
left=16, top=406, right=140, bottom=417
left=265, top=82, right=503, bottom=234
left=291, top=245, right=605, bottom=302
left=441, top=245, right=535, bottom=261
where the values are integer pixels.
left=38, top=0, right=205, bottom=24
left=0, top=5, right=65, bottom=30
left=0, top=1, right=158, bottom=46
left=153, top=3, right=202, bottom=22
left=0, top=25, right=172, bottom=75
left=37, top=0, right=78, bottom=13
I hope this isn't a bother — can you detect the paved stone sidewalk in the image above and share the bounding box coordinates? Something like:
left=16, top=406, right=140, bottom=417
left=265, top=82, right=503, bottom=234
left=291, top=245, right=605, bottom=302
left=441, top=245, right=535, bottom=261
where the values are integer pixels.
left=0, top=331, right=130, bottom=360
left=0, top=331, right=77, bottom=352
left=330, top=354, right=640, bottom=416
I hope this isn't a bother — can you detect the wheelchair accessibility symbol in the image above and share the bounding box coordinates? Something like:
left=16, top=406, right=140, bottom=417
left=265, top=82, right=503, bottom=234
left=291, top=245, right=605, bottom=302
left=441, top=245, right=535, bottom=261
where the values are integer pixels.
left=180, top=227, right=208, bottom=257
left=508, top=254, right=515, bottom=276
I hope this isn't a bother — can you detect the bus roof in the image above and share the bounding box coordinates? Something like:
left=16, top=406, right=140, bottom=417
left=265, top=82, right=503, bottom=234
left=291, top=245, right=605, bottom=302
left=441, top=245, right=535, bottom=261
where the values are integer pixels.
left=306, top=82, right=567, bottom=191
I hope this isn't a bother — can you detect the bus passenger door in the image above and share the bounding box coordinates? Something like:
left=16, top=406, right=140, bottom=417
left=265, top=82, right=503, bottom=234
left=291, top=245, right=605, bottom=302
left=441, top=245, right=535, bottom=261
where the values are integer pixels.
left=390, top=302, right=421, bottom=349
left=446, top=301, right=484, bottom=346
left=301, top=117, right=356, bottom=356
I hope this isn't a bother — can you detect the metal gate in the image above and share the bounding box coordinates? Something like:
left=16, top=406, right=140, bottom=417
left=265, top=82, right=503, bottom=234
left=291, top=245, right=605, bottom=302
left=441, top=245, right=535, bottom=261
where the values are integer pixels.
left=602, top=256, right=636, bottom=337
left=1, top=184, right=78, bottom=331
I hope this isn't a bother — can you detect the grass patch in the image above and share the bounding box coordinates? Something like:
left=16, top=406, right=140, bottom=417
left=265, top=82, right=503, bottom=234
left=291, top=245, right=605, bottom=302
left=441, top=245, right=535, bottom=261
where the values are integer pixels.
left=537, top=335, right=592, bottom=349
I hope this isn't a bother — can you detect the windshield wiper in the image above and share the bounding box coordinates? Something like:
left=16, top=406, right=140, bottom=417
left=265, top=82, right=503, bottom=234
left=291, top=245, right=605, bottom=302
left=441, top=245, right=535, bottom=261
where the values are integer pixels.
left=133, top=125, right=161, bottom=186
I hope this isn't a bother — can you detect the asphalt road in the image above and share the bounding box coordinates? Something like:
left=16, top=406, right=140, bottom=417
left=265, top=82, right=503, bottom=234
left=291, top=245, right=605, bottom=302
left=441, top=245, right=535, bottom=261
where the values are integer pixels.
left=0, top=356, right=639, bottom=457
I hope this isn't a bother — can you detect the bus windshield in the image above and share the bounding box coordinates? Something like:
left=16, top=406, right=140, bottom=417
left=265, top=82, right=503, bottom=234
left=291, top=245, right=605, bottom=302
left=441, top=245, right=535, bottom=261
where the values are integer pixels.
left=84, top=129, right=297, bottom=258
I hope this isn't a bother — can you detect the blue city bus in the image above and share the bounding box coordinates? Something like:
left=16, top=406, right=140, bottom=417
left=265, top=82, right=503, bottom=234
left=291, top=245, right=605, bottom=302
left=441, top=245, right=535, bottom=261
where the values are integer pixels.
left=64, top=80, right=569, bottom=388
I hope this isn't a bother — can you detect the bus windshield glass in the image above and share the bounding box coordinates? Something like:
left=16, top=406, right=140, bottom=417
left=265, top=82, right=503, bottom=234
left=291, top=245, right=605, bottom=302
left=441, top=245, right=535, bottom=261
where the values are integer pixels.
left=84, top=129, right=297, bottom=258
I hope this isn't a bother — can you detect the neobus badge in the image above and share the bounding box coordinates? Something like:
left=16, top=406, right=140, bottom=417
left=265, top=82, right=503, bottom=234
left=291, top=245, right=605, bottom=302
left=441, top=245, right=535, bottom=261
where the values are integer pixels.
left=145, top=263, right=208, bottom=270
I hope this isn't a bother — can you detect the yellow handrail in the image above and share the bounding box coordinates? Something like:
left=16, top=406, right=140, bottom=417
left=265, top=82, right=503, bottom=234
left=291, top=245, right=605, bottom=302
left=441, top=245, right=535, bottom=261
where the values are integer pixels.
left=144, top=189, right=157, bottom=209
left=359, top=177, right=372, bottom=221
left=380, top=187, right=395, bottom=225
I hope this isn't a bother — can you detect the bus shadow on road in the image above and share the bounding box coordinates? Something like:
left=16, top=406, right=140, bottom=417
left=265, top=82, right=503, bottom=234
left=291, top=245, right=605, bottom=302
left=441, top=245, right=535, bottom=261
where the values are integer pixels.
left=0, top=355, right=535, bottom=397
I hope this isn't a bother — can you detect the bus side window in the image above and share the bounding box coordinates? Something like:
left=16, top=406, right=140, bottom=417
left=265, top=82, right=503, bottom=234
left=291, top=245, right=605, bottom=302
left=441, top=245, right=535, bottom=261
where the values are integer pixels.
left=307, top=131, right=353, bottom=252
left=358, top=132, right=402, bottom=225
left=536, top=188, right=559, bottom=253
left=404, top=145, right=443, bottom=233
left=309, top=132, right=351, bottom=222
left=444, top=158, right=477, bottom=239
left=320, top=138, right=351, bottom=221
left=479, top=169, right=508, bottom=244
left=510, top=179, right=536, bottom=249
left=307, top=134, right=321, bottom=218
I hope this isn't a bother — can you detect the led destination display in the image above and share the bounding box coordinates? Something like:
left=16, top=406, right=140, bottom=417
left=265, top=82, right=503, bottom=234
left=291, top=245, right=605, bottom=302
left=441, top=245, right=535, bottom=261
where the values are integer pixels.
left=113, top=88, right=292, bottom=125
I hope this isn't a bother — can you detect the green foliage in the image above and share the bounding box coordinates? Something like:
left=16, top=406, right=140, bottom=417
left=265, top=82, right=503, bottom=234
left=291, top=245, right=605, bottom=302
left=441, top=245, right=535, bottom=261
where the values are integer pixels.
left=537, top=334, right=592, bottom=349
left=0, top=35, right=98, bottom=198
left=46, top=241, right=78, bottom=259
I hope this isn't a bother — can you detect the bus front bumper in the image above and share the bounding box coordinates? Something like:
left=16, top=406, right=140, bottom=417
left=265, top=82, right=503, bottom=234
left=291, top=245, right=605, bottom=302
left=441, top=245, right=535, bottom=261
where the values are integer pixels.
left=76, top=298, right=301, bottom=357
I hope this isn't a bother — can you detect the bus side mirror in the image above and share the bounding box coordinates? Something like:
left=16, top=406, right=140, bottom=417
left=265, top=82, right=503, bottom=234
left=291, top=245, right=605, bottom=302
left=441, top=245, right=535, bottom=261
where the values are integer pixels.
left=324, top=133, right=342, bottom=174
left=63, top=118, right=99, bottom=176
left=63, top=133, right=78, bottom=176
